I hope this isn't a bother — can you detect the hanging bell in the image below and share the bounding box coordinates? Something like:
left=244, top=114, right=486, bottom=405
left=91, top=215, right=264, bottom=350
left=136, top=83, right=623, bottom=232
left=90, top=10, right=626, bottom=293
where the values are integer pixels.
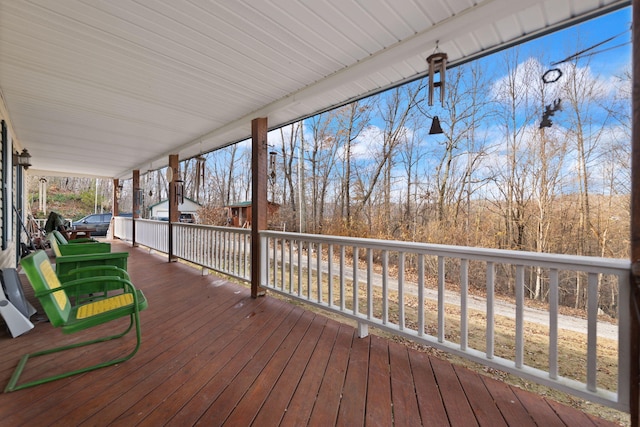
left=429, top=116, right=444, bottom=135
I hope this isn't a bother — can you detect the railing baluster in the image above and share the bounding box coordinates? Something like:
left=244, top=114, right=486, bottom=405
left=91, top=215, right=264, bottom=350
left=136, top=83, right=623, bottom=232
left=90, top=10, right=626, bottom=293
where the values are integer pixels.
left=382, top=250, right=388, bottom=325
left=515, top=265, right=524, bottom=369
left=367, top=248, right=373, bottom=320
left=486, top=261, right=495, bottom=359
left=288, top=239, right=293, bottom=293
left=317, top=243, right=323, bottom=303
left=353, top=246, right=359, bottom=316
left=260, top=233, right=268, bottom=288
left=307, top=242, right=312, bottom=300
left=328, top=244, right=334, bottom=307
left=340, top=245, right=346, bottom=311
left=297, top=240, right=302, bottom=296
left=438, top=256, right=445, bottom=343
left=214, top=229, right=219, bottom=270
left=245, top=233, right=250, bottom=279
left=460, top=259, right=468, bottom=351
left=587, top=272, right=598, bottom=392
left=280, top=238, right=285, bottom=291
left=398, top=252, right=405, bottom=331
left=549, top=268, right=559, bottom=380
left=272, top=235, right=277, bottom=288
left=618, top=271, right=631, bottom=409
left=264, top=236, right=271, bottom=288
left=418, top=253, right=424, bottom=337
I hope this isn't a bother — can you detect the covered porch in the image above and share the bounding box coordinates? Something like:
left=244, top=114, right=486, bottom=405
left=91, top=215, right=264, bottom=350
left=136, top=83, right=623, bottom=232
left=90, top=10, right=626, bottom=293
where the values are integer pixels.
left=0, top=0, right=638, bottom=425
left=0, top=241, right=619, bottom=426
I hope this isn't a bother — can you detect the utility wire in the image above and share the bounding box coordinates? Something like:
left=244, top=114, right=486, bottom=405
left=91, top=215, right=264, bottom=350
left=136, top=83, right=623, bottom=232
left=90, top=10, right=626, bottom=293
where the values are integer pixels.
left=550, top=28, right=630, bottom=66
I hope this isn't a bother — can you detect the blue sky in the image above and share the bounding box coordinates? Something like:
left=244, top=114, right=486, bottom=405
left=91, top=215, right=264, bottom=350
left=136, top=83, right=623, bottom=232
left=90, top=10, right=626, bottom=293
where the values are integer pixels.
left=517, top=7, right=631, bottom=77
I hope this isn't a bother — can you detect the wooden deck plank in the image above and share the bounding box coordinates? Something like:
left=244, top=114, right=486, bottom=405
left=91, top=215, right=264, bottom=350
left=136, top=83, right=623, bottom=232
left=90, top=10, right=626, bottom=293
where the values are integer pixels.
left=430, top=354, right=479, bottom=426
left=168, top=304, right=303, bottom=424
left=336, top=333, right=370, bottom=426
left=512, top=384, right=568, bottom=427
left=388, top=340, right=423, bottom=426
left=0, top=242, right=624, bottom=427
left=481, top=373, right=537, bottom=427
left=365, top=335, right=393, bottom=427
left=197, top=309, right=316, bottom=425
left=451, top=364, right=508, bottom=427
left=81, top=291, right=261, bottom=425
left=33, top=262, right=244, bottom=426
left=249, top=315, right=329, bottom=426
left=546, top=399, right=600, bottom=426
left=1, top=257, right=213, bottom=425
left=279, top=319, right=341, bottom=427
left=307, top=324, right=355, bottom=427
left=408, top=350, right=450, bottom=426
left=141, top=299, right=295, bottom=426
left=124, top=297, right=288, bottom=426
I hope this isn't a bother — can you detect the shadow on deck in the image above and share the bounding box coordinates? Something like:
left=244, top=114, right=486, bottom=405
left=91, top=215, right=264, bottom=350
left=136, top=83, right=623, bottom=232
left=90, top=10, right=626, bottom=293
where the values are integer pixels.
left=0, top=241, right=620, bottom=426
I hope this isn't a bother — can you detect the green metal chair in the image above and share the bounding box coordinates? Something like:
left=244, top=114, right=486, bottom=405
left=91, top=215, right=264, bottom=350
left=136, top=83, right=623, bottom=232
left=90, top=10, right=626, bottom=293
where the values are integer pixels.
left=4, top=250, right=148, bottom=392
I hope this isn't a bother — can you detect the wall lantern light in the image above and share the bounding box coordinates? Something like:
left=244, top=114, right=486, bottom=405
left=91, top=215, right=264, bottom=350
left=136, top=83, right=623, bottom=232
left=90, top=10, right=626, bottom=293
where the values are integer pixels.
left=13, top=149, right=31, bottom=169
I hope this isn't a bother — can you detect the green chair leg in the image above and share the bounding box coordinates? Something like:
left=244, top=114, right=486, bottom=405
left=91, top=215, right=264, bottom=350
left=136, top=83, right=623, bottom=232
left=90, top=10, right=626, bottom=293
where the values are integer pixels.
left=4, top=313, right=141, bottom=392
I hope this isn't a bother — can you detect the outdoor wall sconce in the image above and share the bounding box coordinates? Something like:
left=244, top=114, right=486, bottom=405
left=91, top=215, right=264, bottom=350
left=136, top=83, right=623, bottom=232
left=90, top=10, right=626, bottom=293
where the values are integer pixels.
left=13, top=149, right=31, bottom=169
left=429, top=116, right=444, bottom=135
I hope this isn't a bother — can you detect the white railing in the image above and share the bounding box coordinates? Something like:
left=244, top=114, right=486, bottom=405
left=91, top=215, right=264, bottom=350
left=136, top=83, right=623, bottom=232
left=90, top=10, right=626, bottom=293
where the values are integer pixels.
left=111, top=219, right=632, bottom=411
left=113, top=216, right=133, bottom=241
left=260, top=230, right=631, bottom=412
left=173, top=223, right=251, bottom=281
left=135, top=219, right=170, bottom=253
left=113, top=218, right=251, bottom=281
left=113, top=217, right=168, bottom=252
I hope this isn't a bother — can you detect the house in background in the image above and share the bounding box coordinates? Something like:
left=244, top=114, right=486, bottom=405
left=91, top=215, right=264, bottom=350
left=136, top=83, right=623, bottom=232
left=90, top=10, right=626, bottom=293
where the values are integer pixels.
left=149, top=198, right=201, bottom=222
left=225, top=201, right=279, bottom=228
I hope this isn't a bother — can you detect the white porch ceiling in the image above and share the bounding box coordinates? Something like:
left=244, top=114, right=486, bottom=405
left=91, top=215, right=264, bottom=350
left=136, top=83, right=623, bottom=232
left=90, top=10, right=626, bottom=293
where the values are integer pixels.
left=0, top=0, right=630, bottom=179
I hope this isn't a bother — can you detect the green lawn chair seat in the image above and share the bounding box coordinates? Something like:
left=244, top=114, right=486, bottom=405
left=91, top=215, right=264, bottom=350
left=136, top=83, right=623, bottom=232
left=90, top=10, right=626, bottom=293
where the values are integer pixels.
left=5, top=250, right=148, bottom=392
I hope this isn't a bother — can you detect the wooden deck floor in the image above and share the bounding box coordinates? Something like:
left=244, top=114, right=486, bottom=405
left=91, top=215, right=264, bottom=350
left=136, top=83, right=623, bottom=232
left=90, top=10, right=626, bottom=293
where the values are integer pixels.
left=0, top=241, right=620, bottom=426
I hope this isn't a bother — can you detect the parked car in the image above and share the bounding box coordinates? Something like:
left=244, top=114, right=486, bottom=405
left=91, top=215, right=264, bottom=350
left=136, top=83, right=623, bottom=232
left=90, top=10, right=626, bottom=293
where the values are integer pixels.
left=179, top=213, right=196, bottom=223
left=72, top=213, right=113, bottom=236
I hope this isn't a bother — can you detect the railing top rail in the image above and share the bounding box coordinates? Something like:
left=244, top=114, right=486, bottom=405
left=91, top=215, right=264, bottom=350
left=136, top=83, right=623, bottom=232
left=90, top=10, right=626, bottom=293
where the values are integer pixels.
left=260, top=230, right=630, bottom=274
left=172, top=223, right=251, bottom=234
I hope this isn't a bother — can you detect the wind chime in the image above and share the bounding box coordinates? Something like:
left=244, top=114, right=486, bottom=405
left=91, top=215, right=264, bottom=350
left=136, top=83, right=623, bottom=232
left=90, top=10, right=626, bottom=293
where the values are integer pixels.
left=195, top=155, right=206, bottom=192
left=426, top=45, right=447, bottom=134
